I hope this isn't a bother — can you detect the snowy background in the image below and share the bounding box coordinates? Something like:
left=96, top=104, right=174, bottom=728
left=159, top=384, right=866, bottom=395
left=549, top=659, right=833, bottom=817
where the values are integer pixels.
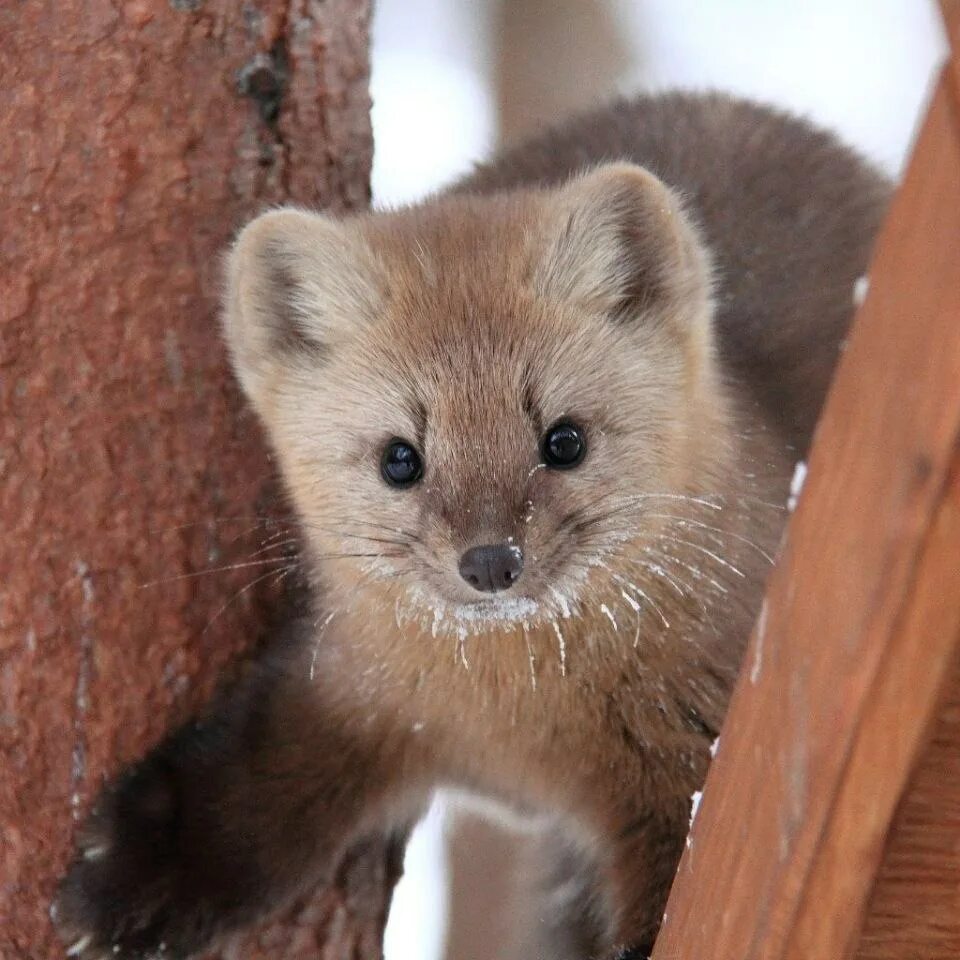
left=372, top=2, right=947, bottom=957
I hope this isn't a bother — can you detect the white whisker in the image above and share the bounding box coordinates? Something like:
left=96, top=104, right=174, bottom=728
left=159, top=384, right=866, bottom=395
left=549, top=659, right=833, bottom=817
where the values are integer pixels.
left=646, top=514, right=776, bottom=564
left=552, top=619, right=567, bottom=677
left=659, top=535, right=745, bottom=578
left=202, top=565, right=295, bottom=635
left=139, top=556, right=290, bottom=587
left=310, top=612, right=336, bottom=681
left=524, top=625, right=537, bottom=691
left=652, top=549, right=729, bottom=594
left=639, top=560, right=686, bottom=597
left=600, top=603, right=618, bottom=631
left=611, top=573, right=670, bottom=628
left=607, top=492, right=724, bottom=511
left=549, top=586, right=573, bottom=619
left=247, top=537, right=300, bottom=560
left=621, top=589, right=641, bottom=613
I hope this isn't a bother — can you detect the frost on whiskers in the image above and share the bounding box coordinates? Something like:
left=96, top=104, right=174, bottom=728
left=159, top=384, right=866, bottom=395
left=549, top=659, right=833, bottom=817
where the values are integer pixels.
left=332, top=489, right=768, bottom=688
left=399, top=590, right=543, bottom=638
left=390, top=553, right=595, bottom=643
left=441, top=595, right=541, bottom=626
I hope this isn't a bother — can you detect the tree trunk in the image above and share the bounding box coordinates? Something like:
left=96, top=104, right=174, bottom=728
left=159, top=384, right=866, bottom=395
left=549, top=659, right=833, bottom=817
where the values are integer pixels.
left=0, top=2, right=394, bottom=957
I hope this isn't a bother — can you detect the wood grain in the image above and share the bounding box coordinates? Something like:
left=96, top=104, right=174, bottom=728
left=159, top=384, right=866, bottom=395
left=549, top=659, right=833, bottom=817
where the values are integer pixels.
left=651, top=68, right=960, bottom=960
left=857, top=663, right=960, bottom=960
left=943, top=3, right=960, bottom=123
left=0, top=3, right=384, bottom=958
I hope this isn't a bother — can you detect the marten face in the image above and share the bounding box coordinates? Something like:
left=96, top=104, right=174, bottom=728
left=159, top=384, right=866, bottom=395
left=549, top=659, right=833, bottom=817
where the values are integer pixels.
left=225, top=165, right=720, bottom=634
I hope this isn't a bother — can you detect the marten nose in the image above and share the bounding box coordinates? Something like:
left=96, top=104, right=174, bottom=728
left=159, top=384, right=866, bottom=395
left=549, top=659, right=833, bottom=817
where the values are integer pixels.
left=458, top=543, right=524, bottom=593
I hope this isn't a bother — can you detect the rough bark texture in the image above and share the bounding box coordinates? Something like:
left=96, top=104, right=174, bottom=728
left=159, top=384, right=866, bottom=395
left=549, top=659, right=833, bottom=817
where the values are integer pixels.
left=0, top=2, right=392, bottom=957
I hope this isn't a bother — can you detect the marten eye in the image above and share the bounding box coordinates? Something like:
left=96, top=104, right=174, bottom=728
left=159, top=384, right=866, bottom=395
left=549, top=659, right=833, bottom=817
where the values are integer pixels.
left=381, top=439, right=423, bottom=488
left=542, top=422, right=587, bottom=470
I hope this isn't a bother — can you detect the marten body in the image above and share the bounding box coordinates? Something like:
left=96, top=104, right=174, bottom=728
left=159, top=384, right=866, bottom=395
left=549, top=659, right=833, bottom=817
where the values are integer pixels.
left=56, top=92, right=888, bottom=959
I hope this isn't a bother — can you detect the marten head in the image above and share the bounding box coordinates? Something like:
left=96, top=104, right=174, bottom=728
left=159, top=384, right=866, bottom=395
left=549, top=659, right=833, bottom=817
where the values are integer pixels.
left=224, top=164, right=723, bottom=635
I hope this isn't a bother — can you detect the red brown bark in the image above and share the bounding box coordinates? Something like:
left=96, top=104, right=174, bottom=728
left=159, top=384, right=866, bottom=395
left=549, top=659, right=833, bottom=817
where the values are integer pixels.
left=0, top=2, right=390, bottom=957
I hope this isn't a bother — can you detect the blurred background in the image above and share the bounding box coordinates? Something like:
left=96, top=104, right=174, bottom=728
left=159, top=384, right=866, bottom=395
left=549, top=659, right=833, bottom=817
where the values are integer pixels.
left=373, top=2, right=947, bottom=957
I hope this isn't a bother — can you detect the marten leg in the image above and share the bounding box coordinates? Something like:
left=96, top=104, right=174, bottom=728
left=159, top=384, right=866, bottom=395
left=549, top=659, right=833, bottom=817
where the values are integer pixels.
left=600, top=798, right=691, bottom=959
left=54, top=648, right=417, bottom=960
left=534, top=825, right=609, bottom=960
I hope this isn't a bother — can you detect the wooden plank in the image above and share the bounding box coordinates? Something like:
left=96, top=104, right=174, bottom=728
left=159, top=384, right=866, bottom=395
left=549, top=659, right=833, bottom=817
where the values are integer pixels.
left=943, top=2, right=960, bottom=109
left=857, top=663, right=960, bottom=960
left=786, top=456, right=960, bottom=959
left=858, top=12, right=960, bottom=956
left=652, top=70, right=960, bottom=960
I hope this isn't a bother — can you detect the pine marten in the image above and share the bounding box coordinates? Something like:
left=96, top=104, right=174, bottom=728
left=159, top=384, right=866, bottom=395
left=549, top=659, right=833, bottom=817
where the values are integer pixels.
left=54, top=92, right=888, bottom=959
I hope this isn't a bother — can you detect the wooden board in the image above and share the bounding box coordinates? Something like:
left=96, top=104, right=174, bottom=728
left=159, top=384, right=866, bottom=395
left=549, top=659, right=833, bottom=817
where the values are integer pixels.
left=944, top=1, right=960, bottom=103
left=857, top=663, right=960, bottom=960
left=651, top=57, right=960, bottom=960
left=857, top=9, right=960, bottom=955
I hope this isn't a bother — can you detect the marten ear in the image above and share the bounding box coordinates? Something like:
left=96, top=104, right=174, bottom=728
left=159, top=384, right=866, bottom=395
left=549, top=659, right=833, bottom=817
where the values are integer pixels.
left=535, top=163, right=712, bottom=333
left=223, top=208, right=382, bottom=407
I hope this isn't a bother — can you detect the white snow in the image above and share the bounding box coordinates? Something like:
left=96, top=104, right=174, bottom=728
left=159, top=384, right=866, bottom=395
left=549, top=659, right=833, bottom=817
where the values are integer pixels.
left=787, top=460, right=808, bottom=512
left=853, top=275, right=870, bottom=307
left=686, top=789, right=704, bottom=848
left=750, top=598, right=769, bottom=684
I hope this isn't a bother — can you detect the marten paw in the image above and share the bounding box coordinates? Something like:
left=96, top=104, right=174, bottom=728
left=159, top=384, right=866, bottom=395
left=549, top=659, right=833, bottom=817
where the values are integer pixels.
left=52, top=756, right=215, bottom=960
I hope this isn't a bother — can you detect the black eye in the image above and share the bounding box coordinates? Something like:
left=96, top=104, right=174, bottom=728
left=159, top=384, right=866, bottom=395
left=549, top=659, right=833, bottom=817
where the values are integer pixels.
left=542, top=422, right=586, bottom=469
left=381, top=439, right=423, bottom=488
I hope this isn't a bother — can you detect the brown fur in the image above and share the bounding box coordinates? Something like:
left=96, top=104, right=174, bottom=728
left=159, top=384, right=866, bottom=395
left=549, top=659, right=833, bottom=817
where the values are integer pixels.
left=55, top=92, right=889, bottom=960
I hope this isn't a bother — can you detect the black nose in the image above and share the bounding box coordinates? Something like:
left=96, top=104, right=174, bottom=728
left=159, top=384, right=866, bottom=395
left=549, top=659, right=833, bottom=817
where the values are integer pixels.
left=458, top=542, right=524, bottom=593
